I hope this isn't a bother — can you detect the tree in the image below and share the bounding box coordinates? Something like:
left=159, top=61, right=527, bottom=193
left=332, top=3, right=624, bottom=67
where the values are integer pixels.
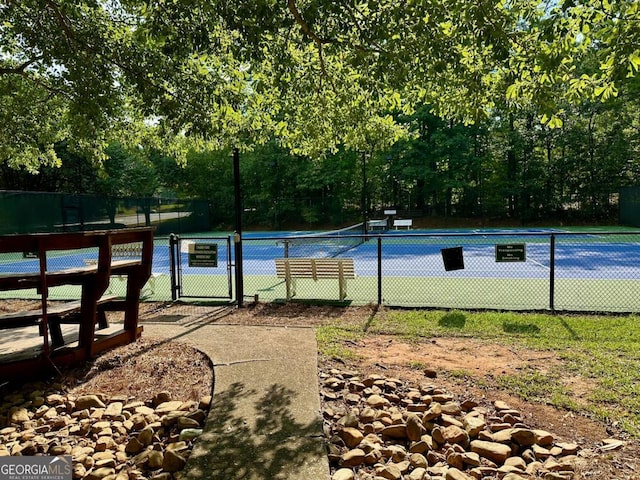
left=2, top=0, right=639, bottom=172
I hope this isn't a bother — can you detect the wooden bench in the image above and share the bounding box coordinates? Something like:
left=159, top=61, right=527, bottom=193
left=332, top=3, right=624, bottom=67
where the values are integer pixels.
left=393, top=219, right=413, bottom=230
left=0, top=227, right=154, bottom=379
left=368, top=219, right=388, bottom=231
left=275, top=258, right=355, bottom=301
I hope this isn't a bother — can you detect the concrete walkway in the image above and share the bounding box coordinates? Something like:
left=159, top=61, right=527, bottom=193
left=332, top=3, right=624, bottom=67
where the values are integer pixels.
left=142, top=320, right=329, bottom=480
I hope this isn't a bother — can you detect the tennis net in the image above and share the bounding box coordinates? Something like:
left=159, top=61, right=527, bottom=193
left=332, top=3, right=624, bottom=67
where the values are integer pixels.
left=278, top=223, right=366, bottom=258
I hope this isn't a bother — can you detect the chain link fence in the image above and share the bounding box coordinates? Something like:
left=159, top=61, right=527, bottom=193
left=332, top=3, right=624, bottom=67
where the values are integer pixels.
left=233, top=231, right=640, bottom=313
left=2, top=230, right=639, bottom=314
left=0, top=191, right=210, bottom=235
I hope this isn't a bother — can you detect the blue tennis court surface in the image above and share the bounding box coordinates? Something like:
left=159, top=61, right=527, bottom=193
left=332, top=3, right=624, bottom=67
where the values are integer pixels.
left=169, top=229, right=640, bottom=280
left=2, top=228, right=640, bottom=311
left=1, top=229, right=639, bottom=281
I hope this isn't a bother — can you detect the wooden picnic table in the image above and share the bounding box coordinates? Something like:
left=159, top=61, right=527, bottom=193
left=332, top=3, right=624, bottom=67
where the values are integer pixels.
left=0, top=227, right=154, bottom=379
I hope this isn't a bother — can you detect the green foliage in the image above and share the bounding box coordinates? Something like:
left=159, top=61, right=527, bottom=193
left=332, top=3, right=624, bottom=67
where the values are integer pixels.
left=99, top=143, right=159, bottom=198
left=2, top=0, right=640, bottom=172
left=0, top=76, right=67, bottom=173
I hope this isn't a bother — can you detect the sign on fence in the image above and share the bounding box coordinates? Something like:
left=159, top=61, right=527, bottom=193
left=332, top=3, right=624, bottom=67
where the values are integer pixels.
left=495, top=243, right=526, bottom=262
left=441, top=246, right=465, bottom=271
left=188, top=243, right=218, bottom=267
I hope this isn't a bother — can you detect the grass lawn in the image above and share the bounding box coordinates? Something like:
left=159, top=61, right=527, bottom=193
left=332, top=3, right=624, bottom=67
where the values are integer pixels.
left=316, top=308, right=640, bottom=437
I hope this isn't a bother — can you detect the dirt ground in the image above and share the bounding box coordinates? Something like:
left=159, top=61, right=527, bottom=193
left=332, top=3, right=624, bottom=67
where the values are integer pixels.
left=2, top=301, right=640, bottom=478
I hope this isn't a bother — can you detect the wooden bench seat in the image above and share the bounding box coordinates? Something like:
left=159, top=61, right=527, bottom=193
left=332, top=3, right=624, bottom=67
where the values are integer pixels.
left=0, top=295, right=118, bottom=347
left=0, top=260, right=142, bottom=291
left=275, top=258, right=355, bottom=301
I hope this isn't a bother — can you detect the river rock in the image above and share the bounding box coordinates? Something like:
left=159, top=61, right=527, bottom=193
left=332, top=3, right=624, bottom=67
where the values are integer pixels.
left=179, top=428, right=203, bottom=441
left=155, top=401, right=183, bottom=414
left=341, top=448, right=366, bottom=467
left=104, top=402, right=123, bottom=418
left=443, top=425, right=470, bottom=447
left=162, top=449, right=186, bottom=472
left=366, top=394, right=389, bottom=408
left=332, top=468, right=355, bottom=480
left=9, top=407, right=30, bottom=423
left=406, top=413, right=426, bottom=441
left=125, top=437, right=145, bottom=454
left=470, top=440, right=511, bottom=464
left=340, top=427, right=364, bottom=448
left=75, top=395, right=106, bottom=410
left=148, top=450, right=164, bottom=469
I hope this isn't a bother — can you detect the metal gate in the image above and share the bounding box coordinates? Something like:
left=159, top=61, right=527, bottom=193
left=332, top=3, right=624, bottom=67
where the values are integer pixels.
left=169, top=235, right=233, bottom=300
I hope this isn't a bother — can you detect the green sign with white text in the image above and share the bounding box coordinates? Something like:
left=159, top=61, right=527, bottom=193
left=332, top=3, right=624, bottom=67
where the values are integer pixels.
left=188, top=243, right=218, bottom=267
left=495, top=243, right=526, bottom=262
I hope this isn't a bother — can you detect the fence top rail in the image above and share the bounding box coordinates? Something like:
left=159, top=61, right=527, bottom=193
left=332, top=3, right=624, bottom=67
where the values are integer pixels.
left=246, top=230, right=640, bottom=242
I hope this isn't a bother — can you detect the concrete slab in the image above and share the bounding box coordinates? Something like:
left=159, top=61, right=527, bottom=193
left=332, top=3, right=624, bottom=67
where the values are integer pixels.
left=186, top=435, right=327, bottom=480
left=142, top=323, right=329, bottom=480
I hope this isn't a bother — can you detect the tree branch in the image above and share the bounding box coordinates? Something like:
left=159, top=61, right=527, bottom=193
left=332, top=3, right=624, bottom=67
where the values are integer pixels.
left=287, top=0, right=330, bottom=46
left=0, top=56, right=43, bottom=76
left=287, top=0, right=335, bottom=89
left=44, top=0, right=75, bottom=47
left=29, top=75, right=74, bottom=100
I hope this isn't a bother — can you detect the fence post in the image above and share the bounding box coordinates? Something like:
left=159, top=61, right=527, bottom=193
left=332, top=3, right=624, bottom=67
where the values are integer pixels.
left=227, top=235, right=233, bottom=299
left=169, top=234, right=179, bottom=301
left=233, top=148, right=244, bottom=307
left=377, top=236, right=382, bottom=305
left=550, top=234, right=555, bottom=313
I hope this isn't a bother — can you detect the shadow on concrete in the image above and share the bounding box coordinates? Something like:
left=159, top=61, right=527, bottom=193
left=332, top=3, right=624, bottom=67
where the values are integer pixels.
left=185, top=381, right=326, bottom=480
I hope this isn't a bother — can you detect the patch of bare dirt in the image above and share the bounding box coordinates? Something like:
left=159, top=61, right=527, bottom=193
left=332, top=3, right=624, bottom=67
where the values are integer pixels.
left=350, top=336, right=562, bottom=377
left=219, top=301, right=371, bottom=326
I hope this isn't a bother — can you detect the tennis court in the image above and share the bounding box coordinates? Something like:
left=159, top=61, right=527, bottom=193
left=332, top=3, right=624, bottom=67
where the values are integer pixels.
left=174, top=227, right=640, bottom=312
left=1, top=227, right=640, bottom=312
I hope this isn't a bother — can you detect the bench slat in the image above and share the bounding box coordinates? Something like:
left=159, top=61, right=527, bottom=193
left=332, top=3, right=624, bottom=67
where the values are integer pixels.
left=0, top=295, right=118, bottom=330
left=0, top=260, right=144, bottom=291
left=275, top=270, right=355, bottom=279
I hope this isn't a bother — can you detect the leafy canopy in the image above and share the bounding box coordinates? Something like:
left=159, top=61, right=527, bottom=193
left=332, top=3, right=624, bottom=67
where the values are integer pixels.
left=1, top=0, right=639, bottom=167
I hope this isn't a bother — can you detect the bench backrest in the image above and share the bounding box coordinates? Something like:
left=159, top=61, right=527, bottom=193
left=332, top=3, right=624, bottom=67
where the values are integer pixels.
left=112, top=242, right=144, bottom=258
left=393, top=218, right=413, bottom=227
left=368, top=220, right=387, bottom=228
left=393, top=219, right=413, bottom=227
left=275, top=258, right=355, bottom=279
left=0, top=228, right=154, bottom=291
